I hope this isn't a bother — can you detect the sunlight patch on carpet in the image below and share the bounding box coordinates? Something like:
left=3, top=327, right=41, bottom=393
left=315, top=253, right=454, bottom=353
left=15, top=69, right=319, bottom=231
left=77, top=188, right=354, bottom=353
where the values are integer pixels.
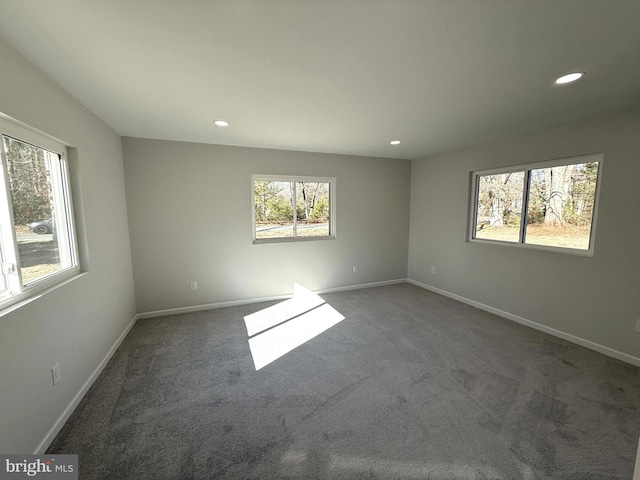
left=244, top=283, right=344, bottom=370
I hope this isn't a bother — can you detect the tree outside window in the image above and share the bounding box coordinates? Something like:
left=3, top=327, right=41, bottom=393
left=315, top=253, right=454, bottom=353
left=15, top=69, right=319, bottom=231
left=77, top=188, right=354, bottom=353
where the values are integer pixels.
left=252, top=175, right=334, bottom=243
left=471, top=155, right=601, bottom=253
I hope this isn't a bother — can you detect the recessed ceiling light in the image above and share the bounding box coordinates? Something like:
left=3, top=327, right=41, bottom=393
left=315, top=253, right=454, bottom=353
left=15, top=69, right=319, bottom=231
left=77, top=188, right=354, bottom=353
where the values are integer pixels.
left=214, top=120, right=230, bottom=127
left=390, top=140, right=401, bottom=145
left=555, top=72, right=584, bottom=84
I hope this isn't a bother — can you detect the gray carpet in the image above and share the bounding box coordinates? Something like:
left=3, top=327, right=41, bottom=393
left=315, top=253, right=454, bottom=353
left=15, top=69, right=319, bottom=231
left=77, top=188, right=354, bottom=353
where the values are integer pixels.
left=47, top=283, right=640, bottom=479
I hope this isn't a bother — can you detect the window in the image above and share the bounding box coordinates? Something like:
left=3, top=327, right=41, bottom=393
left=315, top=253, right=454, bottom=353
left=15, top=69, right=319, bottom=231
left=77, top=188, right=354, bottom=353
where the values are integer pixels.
left=252, top=175, right=335, bottom=243
left=469, top=154, right=602, bottom=254
left=0, top=115, right=79, bottom=308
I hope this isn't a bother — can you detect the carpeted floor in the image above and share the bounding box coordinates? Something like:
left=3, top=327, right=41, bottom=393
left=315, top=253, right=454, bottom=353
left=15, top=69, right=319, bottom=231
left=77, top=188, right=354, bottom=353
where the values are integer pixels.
left=48, top=283, right=640, bottom=479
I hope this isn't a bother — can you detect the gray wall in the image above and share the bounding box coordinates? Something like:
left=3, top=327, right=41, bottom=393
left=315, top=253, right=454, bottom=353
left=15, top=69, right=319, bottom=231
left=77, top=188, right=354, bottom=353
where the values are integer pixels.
left=123, top=138, right=411, bottom=313
left=408, top=107, right=640, bottom=360
left=0, top=39, right=137, bottom=453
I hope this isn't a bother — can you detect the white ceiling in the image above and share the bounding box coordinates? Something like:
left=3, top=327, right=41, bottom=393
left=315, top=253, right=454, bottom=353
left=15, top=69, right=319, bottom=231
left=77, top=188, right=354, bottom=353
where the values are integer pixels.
left=0, top=1, right=639, bottom=160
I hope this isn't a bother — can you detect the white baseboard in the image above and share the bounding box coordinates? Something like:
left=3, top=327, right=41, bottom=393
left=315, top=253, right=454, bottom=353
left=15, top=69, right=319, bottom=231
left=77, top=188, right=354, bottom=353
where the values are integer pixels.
left=316, top=278, right=406, bottom=295
left=137, top=278, right=408, bottom=319
left=407, top=279, right=640, bottom=367
left=136, top=294, right=291, bottom=320
left=34, top=313, right=140, bottom=454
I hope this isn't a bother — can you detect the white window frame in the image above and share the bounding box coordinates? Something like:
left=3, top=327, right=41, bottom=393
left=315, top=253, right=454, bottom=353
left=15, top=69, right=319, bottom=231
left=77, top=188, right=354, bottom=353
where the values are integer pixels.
left=251, top=174, right=336, bottom=244
left=0, top=114, right=80, bottom=311
left=468, top=153, right=603, bottom=256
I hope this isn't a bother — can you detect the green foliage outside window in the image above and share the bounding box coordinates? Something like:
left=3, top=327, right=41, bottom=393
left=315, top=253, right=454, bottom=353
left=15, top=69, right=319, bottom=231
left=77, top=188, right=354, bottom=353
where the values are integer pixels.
left=4, top=137, right=53, bottom=225
left=254, top=181, right=329, bottom=225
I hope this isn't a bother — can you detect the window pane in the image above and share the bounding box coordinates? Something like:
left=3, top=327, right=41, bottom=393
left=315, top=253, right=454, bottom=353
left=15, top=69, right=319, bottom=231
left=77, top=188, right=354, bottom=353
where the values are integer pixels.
left=474, top=171, right=524, bottom=243
left=4, top=136, right=70, bottom=285
left=525, top=162, right=599, bottom=250
left=296, top=182, right=330, bottom=237
left=254, top=180, right=294, bottom=239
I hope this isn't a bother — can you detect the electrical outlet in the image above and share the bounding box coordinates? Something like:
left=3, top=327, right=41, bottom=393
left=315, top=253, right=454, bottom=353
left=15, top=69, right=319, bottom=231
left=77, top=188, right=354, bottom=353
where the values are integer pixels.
left=51, top=363, right=61, bottom=385
left=431, top=266, right=436, bottom=274
left=352, top=265, right=358, bottom=273
left=635, top=319, right=640, bottom=333
left=190, top=281, right=197, bottom=291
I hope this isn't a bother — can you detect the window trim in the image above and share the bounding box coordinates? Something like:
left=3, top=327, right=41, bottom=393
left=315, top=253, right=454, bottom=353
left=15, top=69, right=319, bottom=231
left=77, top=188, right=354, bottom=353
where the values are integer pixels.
left=251, top=174, right=336, bottom=244
left=0, top=114, right=81, bottom=312
left=468, top=153, right=603, bottom=256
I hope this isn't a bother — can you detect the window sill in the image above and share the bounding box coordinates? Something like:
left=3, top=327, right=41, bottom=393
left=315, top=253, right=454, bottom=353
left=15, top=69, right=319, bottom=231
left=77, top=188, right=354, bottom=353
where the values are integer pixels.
left=253, top=235, right=336, bottom=245
left=468, top=238, right=594, bottom=256
left=0, top=270, right=87, bottom=318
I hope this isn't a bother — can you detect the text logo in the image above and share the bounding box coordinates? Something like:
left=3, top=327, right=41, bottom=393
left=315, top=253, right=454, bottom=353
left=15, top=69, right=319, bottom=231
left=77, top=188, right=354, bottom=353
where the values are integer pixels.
left=0, top=455, right=77, bottom=479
